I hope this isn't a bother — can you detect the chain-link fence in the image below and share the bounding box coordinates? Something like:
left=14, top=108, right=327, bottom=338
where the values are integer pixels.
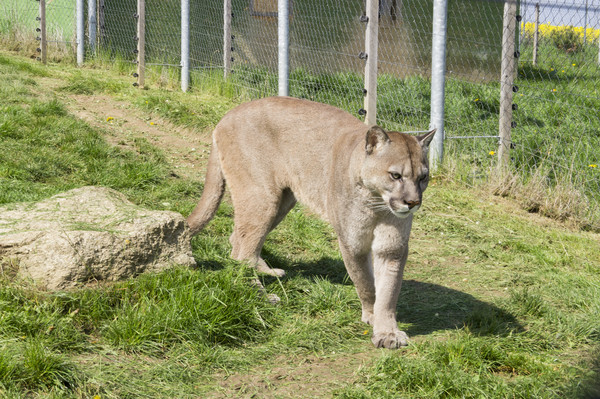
left=513, top=0, right=600, bottom=223
left=0, top=0, right=74, bottom=59
left=1, top=0, right=599, bottom=225
left=414, top=0, right=505, bottom=175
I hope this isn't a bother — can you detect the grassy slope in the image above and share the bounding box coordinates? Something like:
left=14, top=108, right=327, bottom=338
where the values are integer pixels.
left=0, top=52, right=599, bottom=398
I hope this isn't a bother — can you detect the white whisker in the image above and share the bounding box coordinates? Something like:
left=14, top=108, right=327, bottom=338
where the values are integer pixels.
left=365, top=198, right=394, bottom=215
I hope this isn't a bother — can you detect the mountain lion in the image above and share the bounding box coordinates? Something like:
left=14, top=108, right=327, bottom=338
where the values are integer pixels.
left=187, top=97, right=436, bottom=349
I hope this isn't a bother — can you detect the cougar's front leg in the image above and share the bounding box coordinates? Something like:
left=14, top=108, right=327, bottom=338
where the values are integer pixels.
left=370, top=221, right=411, bottom=349
left=337, top=240, right=376, bottom=326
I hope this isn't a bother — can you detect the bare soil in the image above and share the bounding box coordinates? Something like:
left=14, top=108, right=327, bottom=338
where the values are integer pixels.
left=65, top=93, right=212, bottom=179
left=207, top=353, right=374, bottom=398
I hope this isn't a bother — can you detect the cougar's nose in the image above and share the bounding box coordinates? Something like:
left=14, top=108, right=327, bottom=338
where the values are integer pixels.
left=405, top=199, right=421, bottom=209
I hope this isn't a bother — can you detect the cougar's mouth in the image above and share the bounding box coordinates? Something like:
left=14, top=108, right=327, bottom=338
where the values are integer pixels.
left=386, top=196, right=420, bottom=218
left=391, top=203, right=419, bottom=218
left=367, top=195, right=420, bottom=218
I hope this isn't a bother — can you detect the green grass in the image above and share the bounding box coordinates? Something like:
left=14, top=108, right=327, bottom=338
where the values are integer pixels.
left=0, top=52, right=599, bottom=398
left=0, top=94, right=169, bottom=204
left=336, top=333, right=577, bottom=398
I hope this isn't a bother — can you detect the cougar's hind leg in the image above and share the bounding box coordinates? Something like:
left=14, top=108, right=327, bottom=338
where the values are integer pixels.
left=229, top=189, right=287, bottom=278
left=268, top=188, right=296, bottom=234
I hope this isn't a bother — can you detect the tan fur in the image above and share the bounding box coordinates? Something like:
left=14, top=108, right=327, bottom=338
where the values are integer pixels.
left=187, top=97, right=436, bottom=349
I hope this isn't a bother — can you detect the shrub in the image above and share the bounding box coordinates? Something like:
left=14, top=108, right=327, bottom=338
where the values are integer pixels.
left=548, top=26, right=583, bottom=54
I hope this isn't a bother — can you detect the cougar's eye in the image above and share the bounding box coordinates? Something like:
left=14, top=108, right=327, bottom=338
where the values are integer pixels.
left=389, top=172, right=402, bottom=181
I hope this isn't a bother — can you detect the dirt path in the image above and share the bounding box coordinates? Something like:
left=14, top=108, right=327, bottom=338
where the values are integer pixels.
left=207, top=352, right=374, bottom=398
left=65, top=93, right=212, bottom=179
left=25, top=70, right=211, bottom=181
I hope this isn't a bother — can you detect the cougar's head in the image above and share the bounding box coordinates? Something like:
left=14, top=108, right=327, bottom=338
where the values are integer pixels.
left=360, top=126, right=437, bottom=219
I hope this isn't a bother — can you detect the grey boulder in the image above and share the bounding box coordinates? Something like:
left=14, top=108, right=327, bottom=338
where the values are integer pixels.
left=0, top=186, right=196, bottom=290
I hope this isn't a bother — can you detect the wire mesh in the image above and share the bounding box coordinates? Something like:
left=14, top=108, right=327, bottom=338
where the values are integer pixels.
left=229, top=0, right=279, bottom=97
left=189, top=1, right=223, bottom=70
left=1, top=0, right=598, bottom=222
left=145, top=0, right=181, bottom=66
left=440, top=0, right=506, bottom=178
left=514, top=0, right=600, bottom=216
left=0, top=0, right=75, bottom=59
left=287, top=0, right=365, bottom=114
left=99, top=0, right=137, bottom=61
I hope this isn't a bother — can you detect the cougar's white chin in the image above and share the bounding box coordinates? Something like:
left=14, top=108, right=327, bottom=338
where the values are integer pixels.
left=391, top=204, right=419, bottom=218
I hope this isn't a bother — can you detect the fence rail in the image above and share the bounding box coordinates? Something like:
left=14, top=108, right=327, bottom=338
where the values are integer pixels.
left=1, top=0, right=599, bottom=225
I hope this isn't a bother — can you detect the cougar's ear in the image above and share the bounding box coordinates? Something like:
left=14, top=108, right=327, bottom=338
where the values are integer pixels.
left=365, top=126, right=390, bottom=155
left=417, top=128, right=437, bottom=149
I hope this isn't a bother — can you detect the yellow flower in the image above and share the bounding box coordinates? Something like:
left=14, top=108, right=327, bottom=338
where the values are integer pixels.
left=93, top=396, right=101, bottom=399
left=489, top=151, right=495, bottom=156
left=106, top=116, right=114, bottom=122
left=363, top=330, right=369, bottom=335
left=572, top=63, right=576, bottom=67
left=474, top=98, right=479, bottom=102
left=589, top=164, right=598, bottom=168
left=149, top=121, right=155, bottom=125
left=552, top=89, right=557, bottom=92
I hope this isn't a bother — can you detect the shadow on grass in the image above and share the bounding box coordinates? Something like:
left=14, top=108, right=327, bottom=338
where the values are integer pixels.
left=577, top=350, right=600, bottom=399
left=399, top=280, right=523, bottom=337
left=260, top=252, right=523, bottom=338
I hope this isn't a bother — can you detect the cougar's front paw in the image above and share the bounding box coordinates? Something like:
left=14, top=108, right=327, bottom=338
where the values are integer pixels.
left=255, top=259, right=286, bottom=278
left=371, top=330, right=409, bottom=349
left=258, top=267, right=286, bottom=278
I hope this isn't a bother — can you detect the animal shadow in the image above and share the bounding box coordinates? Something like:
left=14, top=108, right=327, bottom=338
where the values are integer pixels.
left=263, top=252, right=523, bottom=338
left=398, top=280, right=522, bottom=337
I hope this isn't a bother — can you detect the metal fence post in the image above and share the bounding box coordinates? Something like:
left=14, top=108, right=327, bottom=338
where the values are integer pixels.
left=429, top=0, right=448, bottom=170
left=223, top=0, right=232, bottom=79
left=498, top=0, right=518, bottom=170
left=363, top=0, right=379, bottom=126
left=76, top=0, right=84, bottom=65
left=181, top=0, right=190, bottom=92
left=278, top=0, right=289, bottom=97
left=533, top=3, right=539, bottom=66
left=39, top=0, right=47, bottom=64
left=136, top=0, right=146, bottom=88
left=519, top=0, right=526, bottom=44
left=88, top=0, right=97, bottom=55
left=583, top=0, right=588, bottom=47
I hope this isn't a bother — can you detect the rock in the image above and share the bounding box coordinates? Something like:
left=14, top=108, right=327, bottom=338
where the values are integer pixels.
left=0, top=186, right=196, bottom=290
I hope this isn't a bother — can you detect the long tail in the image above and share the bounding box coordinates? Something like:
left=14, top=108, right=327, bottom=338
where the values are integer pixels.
left=186, top=142, right=225, bottom=236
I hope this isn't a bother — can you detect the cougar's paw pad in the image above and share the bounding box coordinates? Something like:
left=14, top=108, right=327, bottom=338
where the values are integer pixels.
left=371, top=330, right=409, bottom=349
